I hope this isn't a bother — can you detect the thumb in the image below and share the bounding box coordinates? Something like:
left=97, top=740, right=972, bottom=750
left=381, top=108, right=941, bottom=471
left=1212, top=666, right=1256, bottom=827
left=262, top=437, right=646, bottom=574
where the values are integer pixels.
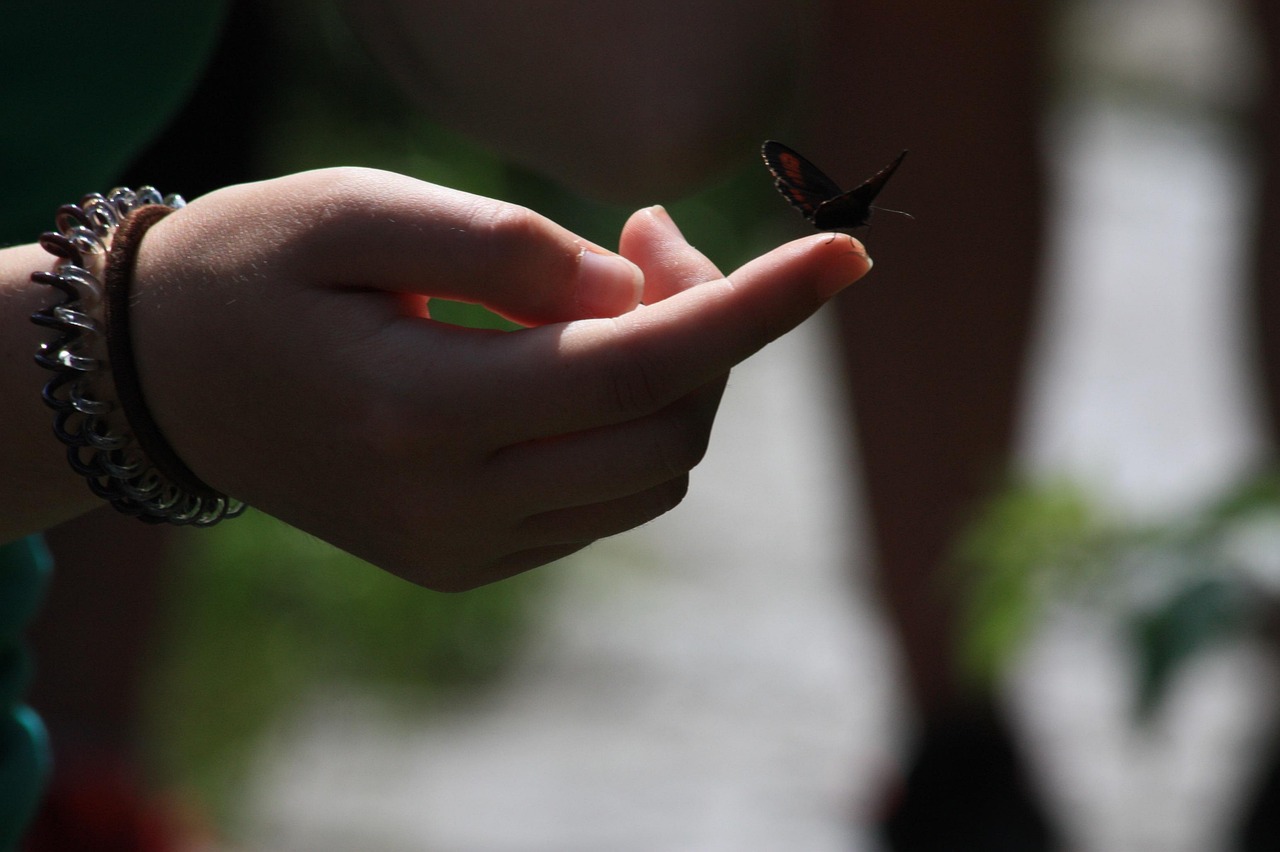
left=196, top=168, right=647, bottom=326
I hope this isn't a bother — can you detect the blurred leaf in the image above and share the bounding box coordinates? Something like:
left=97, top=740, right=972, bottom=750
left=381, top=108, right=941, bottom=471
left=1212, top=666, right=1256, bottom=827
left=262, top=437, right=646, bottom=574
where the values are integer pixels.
left=956, top=471, right=1280, bottom=725
left=1203, top=469, right=1280, bottom=526
left=1129, top=576, right=1254, bottom=721
left=956, top=480, right=1098, bottom=684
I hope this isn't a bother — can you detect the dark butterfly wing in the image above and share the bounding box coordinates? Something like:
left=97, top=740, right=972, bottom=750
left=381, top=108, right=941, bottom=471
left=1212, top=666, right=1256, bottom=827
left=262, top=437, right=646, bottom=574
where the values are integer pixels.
left=811, top=149, right=909, bottom=230
left=761, top=140, right=845, bottom=222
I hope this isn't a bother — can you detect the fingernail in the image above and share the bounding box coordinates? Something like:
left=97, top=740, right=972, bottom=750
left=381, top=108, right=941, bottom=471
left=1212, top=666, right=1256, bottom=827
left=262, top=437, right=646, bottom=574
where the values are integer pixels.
left=578, top=249, right=645, bottom=316
left=817, top=237, right=874, bottom=298
left=648, top=205, right=685, bottom=238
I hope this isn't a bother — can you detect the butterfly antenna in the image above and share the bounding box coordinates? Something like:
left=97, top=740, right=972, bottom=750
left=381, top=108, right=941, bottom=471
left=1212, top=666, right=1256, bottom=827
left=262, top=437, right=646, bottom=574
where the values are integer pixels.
left=871, top=206, right=915, bottom=221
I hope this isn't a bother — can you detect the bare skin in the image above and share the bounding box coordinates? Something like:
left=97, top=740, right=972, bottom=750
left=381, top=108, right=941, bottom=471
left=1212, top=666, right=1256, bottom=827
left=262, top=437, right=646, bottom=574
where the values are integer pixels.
left=3, top=168, right=873, bottom=590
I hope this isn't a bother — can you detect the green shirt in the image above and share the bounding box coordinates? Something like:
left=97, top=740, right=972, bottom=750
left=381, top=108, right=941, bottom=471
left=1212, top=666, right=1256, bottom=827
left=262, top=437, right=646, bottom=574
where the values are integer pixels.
left=0, top=538, right=51, bottom=850
left=1, top=1, right=230, bottom=243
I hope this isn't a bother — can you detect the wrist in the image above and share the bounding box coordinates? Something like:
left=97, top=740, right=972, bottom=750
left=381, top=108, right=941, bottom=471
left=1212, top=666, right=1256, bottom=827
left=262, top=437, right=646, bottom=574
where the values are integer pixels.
left=0, top=243, right=100, bottom=539
left=23, top=190, right=243, bottom=528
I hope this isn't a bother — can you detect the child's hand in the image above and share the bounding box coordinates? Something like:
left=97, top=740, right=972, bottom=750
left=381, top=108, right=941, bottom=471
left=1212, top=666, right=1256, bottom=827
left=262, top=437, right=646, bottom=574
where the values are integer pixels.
left=131, top=167, right=872, bottom=588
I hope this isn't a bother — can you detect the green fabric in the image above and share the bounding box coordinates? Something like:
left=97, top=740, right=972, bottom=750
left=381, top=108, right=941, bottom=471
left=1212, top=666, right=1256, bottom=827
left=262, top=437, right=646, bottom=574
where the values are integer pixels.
left=0, top=538, right=52, bottom=850
left=1, top=1, right=231, bottom=244
left=0, top=709, right=48, bottom=851
left=2, top=1, right=231, bottom=842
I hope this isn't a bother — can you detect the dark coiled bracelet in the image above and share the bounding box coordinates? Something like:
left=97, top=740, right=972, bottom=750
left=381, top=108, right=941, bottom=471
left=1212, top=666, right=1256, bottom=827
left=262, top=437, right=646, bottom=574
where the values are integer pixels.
left=29, top=187, right=244, bottom=526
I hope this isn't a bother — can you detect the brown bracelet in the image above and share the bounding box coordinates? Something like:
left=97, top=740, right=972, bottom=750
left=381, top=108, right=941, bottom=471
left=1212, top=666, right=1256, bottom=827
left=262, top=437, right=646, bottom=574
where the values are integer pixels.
left=103, top=204, right=220, bottom=499
left=30, top=188, right=244, bottom=526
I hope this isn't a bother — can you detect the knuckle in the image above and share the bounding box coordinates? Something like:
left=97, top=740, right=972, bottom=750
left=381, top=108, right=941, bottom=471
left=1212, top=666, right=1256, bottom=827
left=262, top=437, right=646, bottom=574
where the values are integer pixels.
left=472, top=202, right=565, bottom=276
left=479, top=202, right=542, bottom=243
left=651, top=475, right=690, bottom=516
left=299, top=166, right=389, bottom=222
left=389, top=542, right=499, bottom=594
left=598, top=342, right=675, bottom=420
left=420, top=571, right=484, bottom=594
left=605, top=364, right=662, bottom=421
left=284, top=167, right=402, bottom=257
left=651, top=417, right=711, bottom=478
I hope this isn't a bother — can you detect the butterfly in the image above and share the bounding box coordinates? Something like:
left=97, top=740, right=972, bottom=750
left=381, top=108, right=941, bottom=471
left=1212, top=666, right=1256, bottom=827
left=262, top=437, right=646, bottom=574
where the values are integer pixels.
left=762, top=140, right=908, bottom=230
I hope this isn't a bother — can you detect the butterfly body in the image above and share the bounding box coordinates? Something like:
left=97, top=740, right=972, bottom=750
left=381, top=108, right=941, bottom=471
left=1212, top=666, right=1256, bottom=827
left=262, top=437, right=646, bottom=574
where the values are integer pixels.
left=762, top=141, right=908, bottom=230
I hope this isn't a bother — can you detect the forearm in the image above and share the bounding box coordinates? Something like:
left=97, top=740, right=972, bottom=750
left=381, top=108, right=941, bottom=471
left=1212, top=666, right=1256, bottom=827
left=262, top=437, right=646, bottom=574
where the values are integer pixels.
left=0, top=243, right=100, bottom=541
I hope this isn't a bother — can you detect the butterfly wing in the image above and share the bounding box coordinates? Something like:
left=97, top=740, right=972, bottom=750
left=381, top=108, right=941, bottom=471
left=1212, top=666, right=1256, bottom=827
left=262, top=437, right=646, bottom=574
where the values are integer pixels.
left=812, top=149, right=908, bottom=230
left=761, top=140, right=845, bottom=223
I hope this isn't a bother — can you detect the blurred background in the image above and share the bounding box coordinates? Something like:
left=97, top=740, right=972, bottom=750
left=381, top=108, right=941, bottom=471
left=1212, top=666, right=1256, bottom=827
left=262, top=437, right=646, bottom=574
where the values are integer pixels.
left=24, top=0, right=1280, bottom=849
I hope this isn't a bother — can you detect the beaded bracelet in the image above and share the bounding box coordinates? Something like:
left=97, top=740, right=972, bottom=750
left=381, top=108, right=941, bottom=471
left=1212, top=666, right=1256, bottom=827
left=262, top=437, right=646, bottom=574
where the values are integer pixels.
left=29, top=188, right=244, bottom=526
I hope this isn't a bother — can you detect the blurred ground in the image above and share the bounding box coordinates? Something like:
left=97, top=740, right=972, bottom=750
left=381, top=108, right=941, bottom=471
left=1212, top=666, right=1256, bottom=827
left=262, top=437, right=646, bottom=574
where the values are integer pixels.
left=231, top=1, right=1280, bottom=849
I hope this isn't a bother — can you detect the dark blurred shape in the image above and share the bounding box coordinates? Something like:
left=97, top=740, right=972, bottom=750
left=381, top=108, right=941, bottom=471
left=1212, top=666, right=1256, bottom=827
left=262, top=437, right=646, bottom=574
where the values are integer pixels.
left=118, top=0, right=279, bottom=196
left=1236, top=733, right=1280, bottom=851
left=22, top=757, right=208, bottom=852
left=800, top=2, right=1055, bottom=846
left=880, top=711, right=1059, bottom=851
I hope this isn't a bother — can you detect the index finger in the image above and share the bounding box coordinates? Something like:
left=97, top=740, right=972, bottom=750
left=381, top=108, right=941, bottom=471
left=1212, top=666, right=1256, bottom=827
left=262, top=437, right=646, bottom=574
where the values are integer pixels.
left=498, top=232, right=873, bottom=438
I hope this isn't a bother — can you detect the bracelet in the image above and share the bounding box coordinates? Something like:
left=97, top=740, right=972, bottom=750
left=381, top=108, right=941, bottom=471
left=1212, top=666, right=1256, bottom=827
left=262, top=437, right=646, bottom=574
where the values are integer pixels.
left=29, top=187, right=245, bottom=526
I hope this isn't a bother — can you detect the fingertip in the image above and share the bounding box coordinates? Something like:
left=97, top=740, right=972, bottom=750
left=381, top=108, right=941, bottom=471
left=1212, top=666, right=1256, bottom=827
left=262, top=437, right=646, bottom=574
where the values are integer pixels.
left=645, top=204, right=685, bottom=238
left=577, top=248, right=645, bottom=316
left=619, top=204, right=685, bottom=255
left=618, top=206, right=723, bottom=304
left=810, top=233, right=874, bottom=299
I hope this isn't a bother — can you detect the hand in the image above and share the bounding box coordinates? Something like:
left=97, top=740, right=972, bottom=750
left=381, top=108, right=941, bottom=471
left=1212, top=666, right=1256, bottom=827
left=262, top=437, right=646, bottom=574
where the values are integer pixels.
left=131, top=167, right=872, bottom=589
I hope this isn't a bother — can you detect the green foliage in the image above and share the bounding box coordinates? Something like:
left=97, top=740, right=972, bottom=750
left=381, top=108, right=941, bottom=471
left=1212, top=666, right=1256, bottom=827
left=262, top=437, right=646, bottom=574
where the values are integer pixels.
left=1130, top=576, right=1253, bottom=719
left=1204, top=468, right=1280, bottom=523
left=956, top=479, right=1101, bottom=684
left=958, top=472, right=1280, bottom=722
left=143, top=511, right=545, bottom=822
left=1120, top=471, right=1280, bottom=719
